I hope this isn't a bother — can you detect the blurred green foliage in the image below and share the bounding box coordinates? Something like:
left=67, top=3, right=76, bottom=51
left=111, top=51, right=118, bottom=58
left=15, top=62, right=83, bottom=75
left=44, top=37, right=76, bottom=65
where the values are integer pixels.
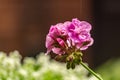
left=96, top=58, right=120, bottom=80
left=0, top=51, right=97, bottom=80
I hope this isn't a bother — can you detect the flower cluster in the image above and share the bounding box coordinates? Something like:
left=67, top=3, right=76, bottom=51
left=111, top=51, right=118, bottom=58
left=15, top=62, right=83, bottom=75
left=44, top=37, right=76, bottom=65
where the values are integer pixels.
left=45, top=18, right=94, bottom=69
left=46, top=18, right=93, bottom=55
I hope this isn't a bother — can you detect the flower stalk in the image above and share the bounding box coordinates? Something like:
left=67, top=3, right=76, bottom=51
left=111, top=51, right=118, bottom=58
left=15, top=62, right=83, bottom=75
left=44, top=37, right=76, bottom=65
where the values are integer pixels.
left=80, top=61, right=103, bottom=80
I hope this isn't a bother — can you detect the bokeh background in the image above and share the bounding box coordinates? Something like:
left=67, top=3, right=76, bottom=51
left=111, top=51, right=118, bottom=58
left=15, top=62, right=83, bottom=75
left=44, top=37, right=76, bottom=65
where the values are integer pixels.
left=0, top=0, right=120, bottom=68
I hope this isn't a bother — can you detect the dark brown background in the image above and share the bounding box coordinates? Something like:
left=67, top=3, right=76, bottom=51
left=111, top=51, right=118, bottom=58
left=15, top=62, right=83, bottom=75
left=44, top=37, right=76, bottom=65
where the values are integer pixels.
left=93, top=0, right=120, bottom=67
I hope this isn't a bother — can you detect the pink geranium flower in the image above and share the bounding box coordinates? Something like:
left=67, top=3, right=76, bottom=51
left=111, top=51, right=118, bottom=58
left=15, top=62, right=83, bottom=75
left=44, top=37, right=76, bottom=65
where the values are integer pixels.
left=45, top=18, right=93, bottom=55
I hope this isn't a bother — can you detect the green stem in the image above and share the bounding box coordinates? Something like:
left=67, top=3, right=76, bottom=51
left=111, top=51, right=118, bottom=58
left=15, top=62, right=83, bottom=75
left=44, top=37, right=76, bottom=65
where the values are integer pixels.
left=80, top=61, right=103, bottom=80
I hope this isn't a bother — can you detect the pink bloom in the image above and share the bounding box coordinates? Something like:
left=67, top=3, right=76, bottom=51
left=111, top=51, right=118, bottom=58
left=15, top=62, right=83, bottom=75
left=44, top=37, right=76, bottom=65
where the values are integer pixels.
left=45, top=18, right=93, bottom=55
left=65, top=19, right=93, bottom=50
left=46, top=23, right=67, bottom=55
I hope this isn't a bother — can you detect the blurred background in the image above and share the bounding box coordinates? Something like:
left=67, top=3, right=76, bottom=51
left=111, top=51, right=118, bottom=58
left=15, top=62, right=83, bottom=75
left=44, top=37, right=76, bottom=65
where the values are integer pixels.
left=0, top=0, right=120, bottom=68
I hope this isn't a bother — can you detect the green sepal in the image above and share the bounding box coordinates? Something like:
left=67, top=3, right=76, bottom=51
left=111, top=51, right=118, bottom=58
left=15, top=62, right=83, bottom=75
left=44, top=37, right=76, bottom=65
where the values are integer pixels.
left=66, top=62, right=71, bottom=69
left=74, top=58, right=80, bottom=65
left=71, top=62, right=75, bottom=69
